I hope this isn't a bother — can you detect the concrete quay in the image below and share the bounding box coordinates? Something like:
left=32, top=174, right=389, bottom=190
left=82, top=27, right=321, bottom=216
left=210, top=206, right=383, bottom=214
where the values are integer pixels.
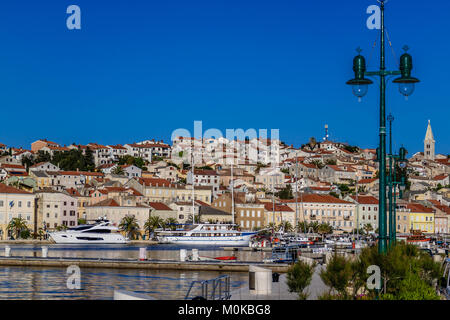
left=0, top=256, right=290, bottom=273
left=0, top=240, right=159, bottom=245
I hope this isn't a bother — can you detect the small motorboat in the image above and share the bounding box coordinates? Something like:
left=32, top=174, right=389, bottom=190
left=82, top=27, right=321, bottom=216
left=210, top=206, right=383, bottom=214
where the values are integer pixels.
left=214, top=256, right=237, bottom=261
left=190, top=255, right=237, bottom=262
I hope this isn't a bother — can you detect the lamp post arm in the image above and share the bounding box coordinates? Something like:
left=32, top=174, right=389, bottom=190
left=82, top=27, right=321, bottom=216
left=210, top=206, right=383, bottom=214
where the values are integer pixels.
left=365, top=71, right=401, bottom=77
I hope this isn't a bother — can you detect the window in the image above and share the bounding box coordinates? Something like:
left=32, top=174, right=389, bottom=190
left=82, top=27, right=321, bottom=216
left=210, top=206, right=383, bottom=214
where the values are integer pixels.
left=0, top=201, right=3, bottom=207
left=27, top=201, right=31, bottom=208
left=18, top=201, right=22, bottom=208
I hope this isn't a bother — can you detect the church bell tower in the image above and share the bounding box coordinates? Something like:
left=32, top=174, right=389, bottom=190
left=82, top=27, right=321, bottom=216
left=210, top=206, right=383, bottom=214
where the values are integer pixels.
left=424, top=120, right=435, bottom=161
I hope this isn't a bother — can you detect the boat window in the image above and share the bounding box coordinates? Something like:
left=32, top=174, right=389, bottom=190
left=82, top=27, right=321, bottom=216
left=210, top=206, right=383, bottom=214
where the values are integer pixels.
left=81, top=229, right=112, bottom=234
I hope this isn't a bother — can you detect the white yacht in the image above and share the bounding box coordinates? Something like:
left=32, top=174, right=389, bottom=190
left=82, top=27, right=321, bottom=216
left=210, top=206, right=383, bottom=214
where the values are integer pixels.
left=156, top=223, right=256, bottom=246
left=49, top=219, right=129, bottom=244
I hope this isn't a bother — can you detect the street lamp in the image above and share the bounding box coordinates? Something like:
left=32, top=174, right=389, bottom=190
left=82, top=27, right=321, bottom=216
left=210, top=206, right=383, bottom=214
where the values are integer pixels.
left=346, top=0, right=419, bottom=254
left=393, top=46, right=420, bottom=99
left=346, top=48, right=373, bottom=102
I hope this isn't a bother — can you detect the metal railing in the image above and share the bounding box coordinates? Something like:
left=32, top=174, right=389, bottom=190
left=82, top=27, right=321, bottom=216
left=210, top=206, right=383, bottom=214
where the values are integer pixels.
left=185, top=275, right=231, bottom=300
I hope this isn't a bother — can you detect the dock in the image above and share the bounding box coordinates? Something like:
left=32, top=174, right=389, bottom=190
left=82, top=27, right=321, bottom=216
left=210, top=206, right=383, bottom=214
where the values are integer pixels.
left=222, top=247, right=273, bottom=252
left=0, top=256, right=290, bottom=273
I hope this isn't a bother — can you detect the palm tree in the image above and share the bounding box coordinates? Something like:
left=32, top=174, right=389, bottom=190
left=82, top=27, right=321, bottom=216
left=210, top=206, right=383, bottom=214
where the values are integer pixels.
left=55, top=225, right=68, bottom=232
left=297, top=221, right=309, bottom=233
left=308, top=221, right=320, bottom=233
left=266, top=222, right=277, bottom=232
left=144, top=216, right=165, bottom=239
left=363, top=223, right=373, bottom=235
left=164, top=217, right=178, bottom=231
left=37, top=228, right=45, bottom=240
left=119, top=215, right=140, bottom=240
left=7, top=218, right=29, bottom=239
left=280, top=221, right=293, bottom=233
left=317, top=223, right=333, bottom=240
left=112, top=165, right=125, bottom=175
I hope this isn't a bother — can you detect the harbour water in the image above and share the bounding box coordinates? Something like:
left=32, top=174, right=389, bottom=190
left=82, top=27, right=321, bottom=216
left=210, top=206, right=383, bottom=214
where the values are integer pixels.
left=0, top=244, right=258, bottom=300
left=0, top=243, right=271, bottom=261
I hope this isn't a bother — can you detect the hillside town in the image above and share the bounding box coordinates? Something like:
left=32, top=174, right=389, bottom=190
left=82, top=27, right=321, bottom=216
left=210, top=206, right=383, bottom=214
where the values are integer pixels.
left=0, top=121, right=448, bottom=240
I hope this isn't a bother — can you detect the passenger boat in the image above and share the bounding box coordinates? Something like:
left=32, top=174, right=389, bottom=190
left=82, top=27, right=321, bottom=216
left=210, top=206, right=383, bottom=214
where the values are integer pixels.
left=156, top=223, right=256, bottom=246
left=49, top=219, right=129, bottom=244
left=406, top=231, right=431, bottom=245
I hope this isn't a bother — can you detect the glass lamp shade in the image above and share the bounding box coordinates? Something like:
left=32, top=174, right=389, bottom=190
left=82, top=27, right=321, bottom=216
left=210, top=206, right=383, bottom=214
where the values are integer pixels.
left=352, top=84, right=368, bottom=102
left=398, top=82, right=415, bottom=97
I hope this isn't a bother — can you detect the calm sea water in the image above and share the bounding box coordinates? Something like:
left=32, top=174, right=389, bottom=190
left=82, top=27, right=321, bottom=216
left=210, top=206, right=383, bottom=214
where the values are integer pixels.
left=0, top=266, right=248, bottom=300
left=0, top=244, right=257, bottom=300
left=0, top=243, right=271, bottom=261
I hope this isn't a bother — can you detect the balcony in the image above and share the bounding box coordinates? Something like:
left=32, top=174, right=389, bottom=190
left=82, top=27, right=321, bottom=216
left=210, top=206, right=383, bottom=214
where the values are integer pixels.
left=310, top=215, right=317, bottom=220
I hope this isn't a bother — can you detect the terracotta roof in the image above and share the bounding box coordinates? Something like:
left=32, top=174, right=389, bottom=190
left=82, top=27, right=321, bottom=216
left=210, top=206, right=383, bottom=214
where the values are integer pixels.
left=108, top=144, right=127, bottom=150
left=35, top=139, right=59, bottom=146
left=45, top=145, right=70, bottom=151
left=148, top=202, right=173, bottom=211
left=1, top=164, right=26, bottom=169
left=195, top=200, right=210, bottom=207
left=0, top=183, right=32, bottom=194
left=264, top=203, right=294, bottom=212
left=65, top=188, right=82, bottom=197
left=280, top=194, right=353, bottom=204
left=349, top=195, right=379, bottom=205
left=433, top=174, right=448, bottom=181
left=406, top=203, right=434, bottom=213
left=309, top=187, right=331, bottom=191
left=138, top=178, right=175, bottom=188
left=89, top=198, right=120, bottom=207
left=59, top=171, right=104, bottom=177
left=194, top=169, right=218, bottom=176
left=358, top=178, right=378, bottom=184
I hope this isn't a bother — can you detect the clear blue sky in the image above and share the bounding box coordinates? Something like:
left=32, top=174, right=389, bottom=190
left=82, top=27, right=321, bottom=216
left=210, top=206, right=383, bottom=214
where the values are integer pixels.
left=0, top=0, right=448, bottom=155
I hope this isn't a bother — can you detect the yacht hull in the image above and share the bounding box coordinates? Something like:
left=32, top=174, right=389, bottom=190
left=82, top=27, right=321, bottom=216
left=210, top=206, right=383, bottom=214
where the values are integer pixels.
left=49, top=232, right=129, bottom=244
left=157, top=233, right=254, bottom=246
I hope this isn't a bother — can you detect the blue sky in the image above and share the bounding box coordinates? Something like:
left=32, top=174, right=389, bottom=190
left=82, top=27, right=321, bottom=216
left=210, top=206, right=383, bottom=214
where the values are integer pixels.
left=0, top=0, right=448, bottom=155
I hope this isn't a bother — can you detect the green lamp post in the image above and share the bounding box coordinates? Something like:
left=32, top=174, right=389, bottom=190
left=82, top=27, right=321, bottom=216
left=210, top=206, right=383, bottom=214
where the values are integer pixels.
left=346, top=0, right=419, bottom=254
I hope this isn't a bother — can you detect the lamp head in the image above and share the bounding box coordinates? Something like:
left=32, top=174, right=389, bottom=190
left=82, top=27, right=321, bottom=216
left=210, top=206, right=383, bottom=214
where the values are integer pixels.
left=347, top=49, right=373, bottom=101
left=393, top=46, right=420, bottom=98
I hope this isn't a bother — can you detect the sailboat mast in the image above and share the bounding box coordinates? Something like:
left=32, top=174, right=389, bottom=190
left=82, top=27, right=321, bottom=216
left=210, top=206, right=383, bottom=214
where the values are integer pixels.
left=231, top=163, right=235, bottom=225
left=295, top=153, right=298, bottom=232
left=191, top=151, right=195, bottom=224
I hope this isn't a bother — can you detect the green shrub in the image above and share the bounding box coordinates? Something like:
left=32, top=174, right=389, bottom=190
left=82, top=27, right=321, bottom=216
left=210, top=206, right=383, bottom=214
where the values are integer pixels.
left=286, top=260, right=316, bottom=300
